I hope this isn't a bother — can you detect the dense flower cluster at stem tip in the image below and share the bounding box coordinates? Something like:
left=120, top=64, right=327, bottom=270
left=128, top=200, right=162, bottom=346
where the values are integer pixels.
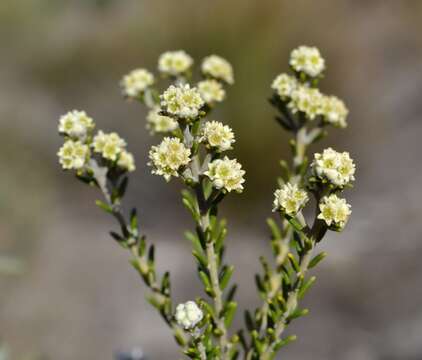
left=55, top=45, right=357, bottom=360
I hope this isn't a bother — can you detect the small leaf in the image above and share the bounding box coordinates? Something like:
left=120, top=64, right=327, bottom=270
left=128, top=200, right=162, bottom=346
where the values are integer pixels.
left=309, top=252, right=327, bottom=269
left=219, top=265, right=234, bottom=291
left=223, top=301, right=237, bottom=328
left=298, top=276, right=316, bottom=299
left=95, top=200, right=112, bottom=213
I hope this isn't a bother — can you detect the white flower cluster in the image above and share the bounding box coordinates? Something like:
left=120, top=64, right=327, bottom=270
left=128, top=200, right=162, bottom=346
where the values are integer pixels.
left=146, top=108, right=178, bottom=134
left=175, top=301, right=203, bottom=329
left=271, top=73, right=298, bottom=99
left=158, top=50, right=193, bottom=77
left=289, top=85, right=324, bottom=120
left=318, top=194, right=351, bottom=230
left=201, top=55, right=234, bottom=85
left=58, top=110, right=95, bottom=139
left=200, top=121, right=235, bottom=152
left=160, top=84, right=204, bottom=120
left=312, top=148, right=355, bottom=187
left=290, top=46, right=325, bottom=77
left=273, top=183, right=309, bottom=216
left=149, top=137, right=191, bottom=181
left=321, top=95, right=349, bottom=128
left=121, top=68, right=154, bottom=98
left=93, top=131, right=135, bottom=172
left=205, top=156, right=245, bottom=193
left=57, top=140, right=90, bottom=170
left=198, top=79, right=225, bottom=104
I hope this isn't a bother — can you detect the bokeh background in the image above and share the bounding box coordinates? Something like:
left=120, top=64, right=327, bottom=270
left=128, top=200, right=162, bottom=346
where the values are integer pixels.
left=1, top=1, right=422, bottom=359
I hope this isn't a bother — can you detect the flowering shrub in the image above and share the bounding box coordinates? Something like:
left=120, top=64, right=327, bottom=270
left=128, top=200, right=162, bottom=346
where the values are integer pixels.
left=56, top=46, right=355, bottom=359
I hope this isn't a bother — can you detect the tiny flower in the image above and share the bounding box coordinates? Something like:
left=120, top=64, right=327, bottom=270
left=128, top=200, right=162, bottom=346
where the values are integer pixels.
left=198, top=79, right=226, bottom=104
left=200, top=120, right=235, bottom=152
left=290, top=46, right=325, bottom=78
left=273, top=183, right=309, bottom=216
left=57, top=139, right=90, bottom=170
left=288, top=85, right=324, bottom=120
left=93, top=131, right=127, bottom=161
left=205, top=156, right=245, bottom=193
left=158, top=50, right=193, bottom=77
left=146, top=108, right=178, bottom=134
left=58, top=110, right=95, bottom=138
left=148, top=137, right=191, bottom=181
left=312, top=148, right=356, bottom=187
left=201, top=55, right=234, bottom=85
left=175, top=301, right=203, bottom=329
left=271, top=73, right=298, bottom=99
left=321, top=95, right=349, bottom=128
left=117, top=150, right=136, bottom=172
left=121, top=68, right=155, bottom=98
left=160, top=84, right=204, bottom=120
left=317, top=194, right=352, bottom=230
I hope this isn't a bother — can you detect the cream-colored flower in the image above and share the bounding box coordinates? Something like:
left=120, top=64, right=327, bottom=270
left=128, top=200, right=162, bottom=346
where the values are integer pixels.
left=148, top=137, right=191, bottom=181
left=321, top=95, right=349, bottom=128
left=205, top=156, right=245, bottom=193
left=290, top=46, right=325, bottom=77
left=117, top=150, right=136, bottom=172
left=146, top=108, right=178, bottom=134
left=160, top=84, right=204, bottom=120
left=273, top=183, right=309, bottom=216
left=92, top=131, right=127, bottom=161
left=312, top=148, right=356, bottom=187
left=200, top=121, right=234, bottom=152
left=57, top=139, right=90, bottom=170
left=198, top=79, right=226, bottom=104
left=271, top=73, right=298, bottom=99
left=58, top=110, right=95, bottom=138
left=201, top=55, right=234, bottom=84
left=158, top=50, right=193, bottom=76
left=318, top=194, right=351, bottom=230
left=289, top=85, right=324, bottom=120
left=121, top=68, right=154, bottom=98
left=175, top=301, right=203, bottom=329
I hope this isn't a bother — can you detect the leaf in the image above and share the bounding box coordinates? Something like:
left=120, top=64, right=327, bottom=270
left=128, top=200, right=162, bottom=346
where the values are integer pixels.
left=273, top=335, right=297, bottom=351
left=309, top=252, right=327, bottom=269
left=219, top=265, right=234, bottom=290
left=225, top=284, right=237, bottom=302
left=109, top=231, right=124, bottom=242
left=95, top=199, right=112, bottom=213
left=223, top=301, right=237, bottom=328
left=130, top=208, right=138, bottom=231
left=199, top=270, right=211, bottom=289
left=118, top=176, right=129, bottom=198
left=287, top=308, right=309, bottom=321
left=267, top=218, right=282, bottom=240
left=244, top=310, right=256, bottom=331
left=298, top=276, right=316, bottom=299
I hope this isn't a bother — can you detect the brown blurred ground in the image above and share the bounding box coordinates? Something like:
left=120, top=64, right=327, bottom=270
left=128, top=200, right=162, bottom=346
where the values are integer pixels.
left=1, top=1, right=422, bottom=359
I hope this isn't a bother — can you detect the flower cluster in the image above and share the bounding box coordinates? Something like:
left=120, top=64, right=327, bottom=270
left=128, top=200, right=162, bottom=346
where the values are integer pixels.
left=148, top=137, right=191, bottom=181
left=289, top=46, right=325, bottom=78
left=160, top=84, right=204, bottom=120
left=318, top=194, right=351, bottom=230
left=312, top=148, right=355, bottom=187
left=57, top=140, right=90, bottom=170
left=289, top=86, right=324, bottom=120
left=146, top=108, right=178, bottom=134
left=205, top=157, right=245, bottom=193
left=121, top=69, right=155, bottom=98
left=273, top=183, right=309, bottom=216
left=175, top=301, right=203, bottom=329
left=58, top=110, right=95, bottom=139
left=201, top=55, right=234, bottom=85
left=321, top=96, right=348, bottom=128
left=200, top=121, right=235, bottom=152
left=158, top=50, right=193, bottom=77
left=271, top=74, right=298, bottom=100
left=198, top=79, right=225, bottom=104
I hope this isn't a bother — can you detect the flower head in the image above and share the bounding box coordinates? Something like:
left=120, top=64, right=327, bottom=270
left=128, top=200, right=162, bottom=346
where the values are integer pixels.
left=205, top=156, right=245, bottom=193
left=312, top=148, right=356, bottom=187
left=273, top=183, right=309, bottom=216
left=160, top=84, right=204, bottom=120
left=158, top=50, right=193, bottom=77
left=201, top=55, right=234, bottom=84
left=321, top=95, right=349, bottom=128
left=117, top=150, right=136, bottom=172
left=271, top=73, right=298, bottom=99
left=58, top=110, right=95, bottom=138
left=93, top=131, right=127, bottom=161
left=198, top=79, right=226, bottom=104
left=317, top=194, right=351, bottom=230
left=148, top=137, right=191, bottom=181
left=58, top=139, right=90, bottom=170
left=289, top=85, right=324, bottom=120
left=146, top=108, right=178, bottom=134
left=290, top=46, right=325, bottom=77
left=121, top=68, right=154, bottom=98
left=200, top=121, right=235, bottom=152
left=175, top=301, right=203, bottom=329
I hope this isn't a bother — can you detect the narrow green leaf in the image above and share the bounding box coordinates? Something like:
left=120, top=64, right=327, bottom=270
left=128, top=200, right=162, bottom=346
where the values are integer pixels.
left=309, top=252, right=327, bottom=269
left=219, top=265, right=234, bottom=290
left=95, top=199, right=112, bottom=213
left=223, top=301, right=237, bottom=328
left=267, top=218, right=282, bottom=240
left=298, top=276, right=316, bottom=299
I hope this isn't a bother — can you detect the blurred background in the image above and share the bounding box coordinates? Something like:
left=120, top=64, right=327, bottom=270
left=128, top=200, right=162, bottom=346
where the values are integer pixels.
left=1, top=0, right=422, bottom=359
